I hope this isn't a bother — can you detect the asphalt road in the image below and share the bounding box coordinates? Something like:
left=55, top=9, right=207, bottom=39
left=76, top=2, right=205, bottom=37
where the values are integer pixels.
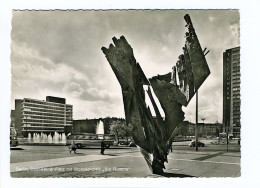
left=10, top=142, right=240, bottom=178
left=10, top=145, right=137, bottom=163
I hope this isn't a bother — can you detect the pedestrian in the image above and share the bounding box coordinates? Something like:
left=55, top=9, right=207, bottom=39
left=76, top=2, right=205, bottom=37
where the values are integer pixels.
left=100, top=139, right=105, bottom=155
left=69, top=141, right=77, bottom=154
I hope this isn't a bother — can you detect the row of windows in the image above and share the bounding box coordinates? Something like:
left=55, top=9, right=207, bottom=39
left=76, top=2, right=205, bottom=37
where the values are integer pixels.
left=22, top=115, right=72, bottom=121
left=23, top=108, right=71, bottom=116
left=232, top=97, right=240, bottom=101
left=233, top=87, right=240, bottom=91
left=232, top=81, right=241, bottom=86
left=23, top=112, right=69, bottom=119
left=23, top=121, right=72, bottom=126
left=233, top=115, right=240, bottom=118
left=232, top=62, right=240, bottom=67
left=232, top=69, right=240, bottom=73
left=23, top=101, right=69, bottom=109
left=23, top=114, right=70, bottom=120
left=233, top=119, right=240, bottom=123
left=23, top=124, right=65, bottom=128
left=23, top=107, right=64, bottom=113
left=233, top=103, right=241, bottom=107
left=23, top=120, right=65, bottom=125
left=24, top=99, right=69, bottom=108
left=23, top=118, right=67, bottom=124
left=232, top=86, right=240, bottom=90
left=23, top=116, right=72, bottom=121
left=24, top=126, right=64, bottom=130
left=23, top=104, right=72, bottom=113
left=231, top=48, right=240, bottom=53
left=232, top=72, right=240, bottom=77
left=233, top=92, right=240, bottom=96
left=233, top=111, right=241, bottom=115
left=232, top=75, right=240, bottom=80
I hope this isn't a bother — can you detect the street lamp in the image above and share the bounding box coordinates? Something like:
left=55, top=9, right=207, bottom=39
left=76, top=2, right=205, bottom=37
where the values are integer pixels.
left=195, top=91, right=198, bottom=151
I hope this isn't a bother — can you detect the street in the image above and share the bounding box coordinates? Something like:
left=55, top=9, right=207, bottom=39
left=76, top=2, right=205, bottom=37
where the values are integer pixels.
left=10, top=140, right=240, bottom=178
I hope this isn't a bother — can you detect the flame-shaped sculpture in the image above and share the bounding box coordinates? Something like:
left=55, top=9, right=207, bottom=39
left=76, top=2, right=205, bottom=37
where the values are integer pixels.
left=101, top=14, right=210, bottom=174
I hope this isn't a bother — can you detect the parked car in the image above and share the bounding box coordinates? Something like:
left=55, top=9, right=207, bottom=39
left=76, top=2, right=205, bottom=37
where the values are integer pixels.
left=189, top=140, right=205, bottom=147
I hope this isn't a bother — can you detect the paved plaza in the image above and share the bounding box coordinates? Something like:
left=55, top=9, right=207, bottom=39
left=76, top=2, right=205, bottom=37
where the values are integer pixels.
left=10, top=140, right=240, bottom=178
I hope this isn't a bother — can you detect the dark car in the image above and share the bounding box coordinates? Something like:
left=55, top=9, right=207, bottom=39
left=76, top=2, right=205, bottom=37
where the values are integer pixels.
left=189, top=140, right=205, bottom=147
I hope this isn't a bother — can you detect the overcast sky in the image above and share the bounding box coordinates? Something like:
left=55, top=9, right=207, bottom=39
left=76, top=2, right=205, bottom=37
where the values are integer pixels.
left=11, top=10, right=240, bottom=123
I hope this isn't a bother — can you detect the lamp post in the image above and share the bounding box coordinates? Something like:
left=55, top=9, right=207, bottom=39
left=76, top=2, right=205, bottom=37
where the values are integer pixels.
left=226, top=124, right=229, bottom=152
left=195, top=91, right=198, bottom=151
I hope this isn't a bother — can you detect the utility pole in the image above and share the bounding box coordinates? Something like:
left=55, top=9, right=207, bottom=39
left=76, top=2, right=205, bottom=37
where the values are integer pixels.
left=226, top=124, right=229, bottom=152
left=195, top=91, right=198, bottom=151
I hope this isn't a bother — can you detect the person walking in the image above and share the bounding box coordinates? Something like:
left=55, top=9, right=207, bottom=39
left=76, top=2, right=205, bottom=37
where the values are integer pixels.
left=100, top=139, right=105, bottom=155
left=69, top=141, right=77, bottom=154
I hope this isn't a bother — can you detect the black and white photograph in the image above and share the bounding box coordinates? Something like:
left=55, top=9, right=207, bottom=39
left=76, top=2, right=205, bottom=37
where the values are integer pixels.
left=0, top=0, right=260, bottom=188
left=9, top=9, right=240, bottom=178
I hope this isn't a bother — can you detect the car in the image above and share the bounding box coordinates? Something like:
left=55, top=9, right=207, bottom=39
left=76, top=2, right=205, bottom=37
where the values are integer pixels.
left=119, top=140, right=129, bottom=145
left=189, top=140, right=205, bottom=147
left=128, top=142, right=137, bottom=147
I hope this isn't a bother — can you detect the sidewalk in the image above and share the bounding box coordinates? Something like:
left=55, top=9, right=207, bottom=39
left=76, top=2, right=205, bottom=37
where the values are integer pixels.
left=11, top=149, right=240, bottom=178
left=11, top=154, right=123, bottom=173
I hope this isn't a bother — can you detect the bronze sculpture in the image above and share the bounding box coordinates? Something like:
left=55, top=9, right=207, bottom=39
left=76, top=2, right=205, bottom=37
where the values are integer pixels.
left=101, top=14, right=210, bottom=174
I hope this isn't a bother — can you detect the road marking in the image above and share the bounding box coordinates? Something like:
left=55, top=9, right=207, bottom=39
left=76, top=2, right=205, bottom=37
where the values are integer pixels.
left=193, top=152, right=224, bottom=161
left=169, top=168, right=181, bottom=171
left=122, top=155, right=240, bottom=165
left=169, top=158, right=240, bottom=165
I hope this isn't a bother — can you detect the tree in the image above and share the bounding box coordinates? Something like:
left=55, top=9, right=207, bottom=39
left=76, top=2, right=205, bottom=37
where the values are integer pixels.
left=109, top=120, right=133, bottom=143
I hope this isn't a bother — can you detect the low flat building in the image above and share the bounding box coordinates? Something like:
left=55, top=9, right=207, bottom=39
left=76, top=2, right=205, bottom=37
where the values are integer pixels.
left=176, top=121, right=222, bottom=138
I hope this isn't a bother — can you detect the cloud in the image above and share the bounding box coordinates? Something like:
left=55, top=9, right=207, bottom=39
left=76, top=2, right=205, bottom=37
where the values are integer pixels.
left=230, top=23, right=240, bottom=38
left=63, top=82, right=84, bottom=98
left=11, top=10, right=240, bottom=121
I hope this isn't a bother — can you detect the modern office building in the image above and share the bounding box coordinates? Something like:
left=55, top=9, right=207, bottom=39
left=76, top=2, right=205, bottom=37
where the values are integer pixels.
left=223, top=47, right=240, bottom=137
left=15, top=96, right=73, bottom=136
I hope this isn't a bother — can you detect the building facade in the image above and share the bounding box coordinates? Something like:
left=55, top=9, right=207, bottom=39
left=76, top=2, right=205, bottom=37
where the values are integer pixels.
left=223, top=47, right=241, bottom=137
left=15, top=96, right=72, bottom=136
left=175, top=121, right=221, bottom=138
left=68, top=117, right=125, bottom=135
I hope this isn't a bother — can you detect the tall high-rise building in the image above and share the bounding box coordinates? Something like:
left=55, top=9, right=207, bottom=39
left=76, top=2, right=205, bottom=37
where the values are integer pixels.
left=223, top=47, right=240, bottom=137
left=14, top=96, right=73, bottom=136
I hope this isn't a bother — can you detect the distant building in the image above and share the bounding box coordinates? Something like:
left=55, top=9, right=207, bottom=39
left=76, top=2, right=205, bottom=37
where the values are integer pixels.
left=72, top=119, right=103, bottom=134
left=223, top=47, right=241, bottom=137
left=14, top=96, right=72, bottom=136
left=176, top=121, right=221, bottom=138
left=67, top=117, right=125, bottom=135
